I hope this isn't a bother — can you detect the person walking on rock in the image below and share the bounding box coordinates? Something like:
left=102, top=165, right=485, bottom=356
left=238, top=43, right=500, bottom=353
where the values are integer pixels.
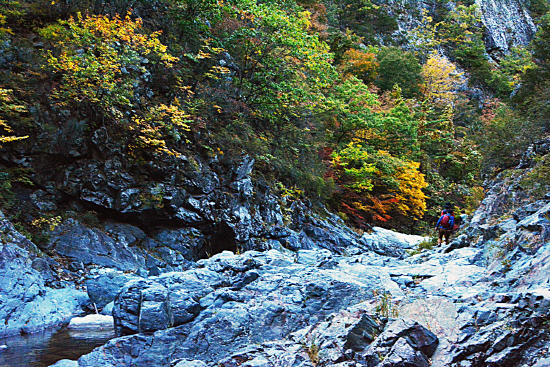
left=436, top=209, right=455, bottom=246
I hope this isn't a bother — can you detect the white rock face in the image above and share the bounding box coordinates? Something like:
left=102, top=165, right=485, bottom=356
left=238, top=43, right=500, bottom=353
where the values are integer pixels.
left=381, top=0, right=537, bottom=57
left=68, top=314, right=114, bottom=329
left=371, top=226, right=428, bottom=248
left=476, top=0, right=537, bottom=56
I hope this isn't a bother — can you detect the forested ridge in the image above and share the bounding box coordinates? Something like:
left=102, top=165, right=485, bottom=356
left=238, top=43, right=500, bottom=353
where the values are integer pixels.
left=1, top=0, right=550, bottom=237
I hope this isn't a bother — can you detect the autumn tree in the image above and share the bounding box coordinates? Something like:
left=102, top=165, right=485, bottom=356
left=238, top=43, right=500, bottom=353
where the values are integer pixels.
left=0, top=88, right=28, bottom=147
left=409, top=5, right=495, bottom=88
left=421, top=52, right=463, bottom=108
left=41, top=13, right=177, bottom=121
left=331, top=144, right=427, bottom=227
left=322, top=77, right=428, bottom=227
left=339, top=48, right=378, bottom=84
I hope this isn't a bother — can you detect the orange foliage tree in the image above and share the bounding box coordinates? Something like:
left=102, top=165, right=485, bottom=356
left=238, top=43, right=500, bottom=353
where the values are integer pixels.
left=339, top=48, right=378, bottom=84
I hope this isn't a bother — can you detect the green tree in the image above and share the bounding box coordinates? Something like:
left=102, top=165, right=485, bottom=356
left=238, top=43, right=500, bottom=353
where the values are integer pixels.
left=212, top=0, right=335, bottom=119
left=374, top=47, right=423, bottom=98
left=515, top=13, right=550, bottom=133
left=477, top=100, right=537, bottom=173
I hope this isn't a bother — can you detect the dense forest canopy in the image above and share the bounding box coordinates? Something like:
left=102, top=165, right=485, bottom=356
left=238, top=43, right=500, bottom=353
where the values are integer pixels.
left=1, top=0, right=550, bottom=235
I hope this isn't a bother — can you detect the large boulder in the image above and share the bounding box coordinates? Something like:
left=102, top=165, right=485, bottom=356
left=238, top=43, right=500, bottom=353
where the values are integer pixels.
left=48, top=219, right=147, bottom=270
left=0, top=212, right=88, bottom=337
left=85, top=269, right=141, bottom=309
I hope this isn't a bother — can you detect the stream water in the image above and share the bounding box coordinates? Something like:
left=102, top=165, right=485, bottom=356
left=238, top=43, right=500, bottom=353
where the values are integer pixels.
left=0, top=325, right=114, bottom=367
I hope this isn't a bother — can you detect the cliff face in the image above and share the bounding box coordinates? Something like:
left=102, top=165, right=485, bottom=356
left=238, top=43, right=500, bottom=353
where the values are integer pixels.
left=476, top=0, right=537, bottom=58
left=378, top=0, right=537, bottom=57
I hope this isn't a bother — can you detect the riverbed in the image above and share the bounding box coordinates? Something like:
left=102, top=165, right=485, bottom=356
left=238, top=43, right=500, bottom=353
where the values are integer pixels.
left=0, top=325, right=114, bottom=367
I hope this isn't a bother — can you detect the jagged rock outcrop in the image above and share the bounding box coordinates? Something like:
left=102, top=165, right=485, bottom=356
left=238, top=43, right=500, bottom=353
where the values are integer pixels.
left=73, top=237, right=432, bottom=366
left=379, top=0, right=536, bottom=58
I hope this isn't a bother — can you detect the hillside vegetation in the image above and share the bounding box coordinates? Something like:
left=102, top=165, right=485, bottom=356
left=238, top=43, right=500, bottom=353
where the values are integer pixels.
left=1, top=0, right=549, bottom=235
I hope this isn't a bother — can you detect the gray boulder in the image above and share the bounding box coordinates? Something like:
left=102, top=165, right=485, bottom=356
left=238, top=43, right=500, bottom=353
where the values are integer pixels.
left=85, top=269, right=141, bottom=309
left=0, top=212, right=88, bottom=337
left=361, top=318, right=438, bottom=367
left=48, top=219, right=146, bottom=270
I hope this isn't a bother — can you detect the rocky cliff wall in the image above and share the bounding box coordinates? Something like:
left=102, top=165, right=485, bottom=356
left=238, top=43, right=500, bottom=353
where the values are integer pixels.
left=476, top=0, right=537, bottom=57
left=379, top=0, right=536, bottom=57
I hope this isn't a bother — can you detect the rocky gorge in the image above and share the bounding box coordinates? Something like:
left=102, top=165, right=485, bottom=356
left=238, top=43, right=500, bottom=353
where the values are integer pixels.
left=1, top=0, right=549, bottom=366
left=1, top=145, right=550, bottom=366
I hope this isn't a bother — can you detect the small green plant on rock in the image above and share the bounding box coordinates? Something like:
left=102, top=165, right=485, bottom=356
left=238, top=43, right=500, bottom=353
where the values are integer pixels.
left=302, top=338, right=320, bottom=365
left=408, top=236, right=437, bottom=255
left=419, top=236, right=438, bottom=251
left=501, top=258, right=512, bottom=271
left=373, top=290, right=399, bottom=318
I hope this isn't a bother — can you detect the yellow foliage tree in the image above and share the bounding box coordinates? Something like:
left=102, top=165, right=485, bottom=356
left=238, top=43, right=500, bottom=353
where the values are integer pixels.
left=0, top=88, right=28, bottom=147
left=41, top=13, right=177, bottom=119
left=421, top=52, right=463, bottom=107
left=127, top=101, right=191, bottom=157
left=389, top=158, right=428, bottom=220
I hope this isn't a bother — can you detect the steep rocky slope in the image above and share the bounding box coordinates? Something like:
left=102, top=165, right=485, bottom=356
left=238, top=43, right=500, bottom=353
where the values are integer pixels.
left=475, top=0, right=537, bottom=57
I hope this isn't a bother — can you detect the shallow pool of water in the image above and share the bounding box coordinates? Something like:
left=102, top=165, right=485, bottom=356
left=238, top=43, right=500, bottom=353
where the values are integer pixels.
left=0, top=325, right=115, bottom=367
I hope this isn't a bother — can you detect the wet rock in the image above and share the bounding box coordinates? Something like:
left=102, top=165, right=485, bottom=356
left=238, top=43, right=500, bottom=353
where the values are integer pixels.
left=68, top=314, right=114, bottom=329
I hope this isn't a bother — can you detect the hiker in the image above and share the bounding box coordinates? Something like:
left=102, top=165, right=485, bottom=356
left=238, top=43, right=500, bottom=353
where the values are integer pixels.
left=441, top=202, right=460, bottom=232
left=436, top=209, right=455, bottom=246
